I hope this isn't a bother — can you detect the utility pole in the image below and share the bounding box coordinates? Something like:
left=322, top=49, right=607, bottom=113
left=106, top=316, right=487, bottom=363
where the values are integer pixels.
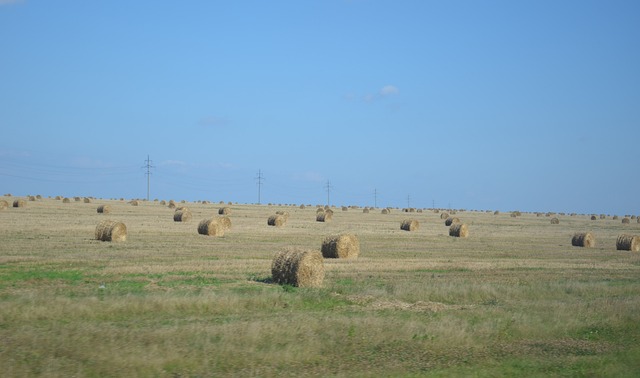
left=407, top=194, right=411, bottom=208
left=255, top=169, right=265, bottom=204
left=432, top=199, right=435, bottom=209
left=325, top=180, right=332, bottom=207
left=142, top=155, right=154, bottom=201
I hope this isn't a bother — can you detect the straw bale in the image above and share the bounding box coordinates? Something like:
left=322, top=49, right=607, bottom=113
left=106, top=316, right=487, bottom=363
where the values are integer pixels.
left=0, top=200, right=8, bottom=210
left=174, top=209, right=192, bottom=222
left=271, top=247, right=324, bottom=288
left=445, top=217, right=460, bottom=226
left=440, top=212, right=449, bottom=219
left=449, top=223, right=469, bottom=237
left=321, top=234, right=360, bottom=259
left=268, top=214, right=286, bottom=227
left=13, top=199, right=26, bottom=208
left=275, top=211, right=290, bottom=220
left=197, top=218, right=225, bottom=237
left=95, top=220, right=127, bottom=242
left=571, top=233, right=595, bottom=248
left=550, top=217, right=560, bottom=224
left=616, top=234, right=640, bottom=251
left=316, top=212, right=332, bottom=222
left=219, top=207, right=231, bottom=215
left=401, top=219, right=419, bottom=231
left=621, top=217, right=631, bottom=224
left=219, top=216, right=232, bottom=230
left=97, top=205, right=111, bottom=214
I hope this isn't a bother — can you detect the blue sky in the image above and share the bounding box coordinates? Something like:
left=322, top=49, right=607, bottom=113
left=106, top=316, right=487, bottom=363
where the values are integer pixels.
left=1, top=0, right=639, bottom=214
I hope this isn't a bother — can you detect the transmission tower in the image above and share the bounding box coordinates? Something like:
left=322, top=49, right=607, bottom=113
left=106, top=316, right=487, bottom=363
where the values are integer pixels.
left=142, top=155, right=154, bottom=201
left=374, top=188, right=378, bottom=208
left=255, top=169, right=265, bottom=204
left=325, top=180, right=332, bottom=207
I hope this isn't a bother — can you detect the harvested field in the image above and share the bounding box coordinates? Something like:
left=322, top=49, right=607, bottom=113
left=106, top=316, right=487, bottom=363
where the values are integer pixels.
left=0, top=198, right=639, bottom=377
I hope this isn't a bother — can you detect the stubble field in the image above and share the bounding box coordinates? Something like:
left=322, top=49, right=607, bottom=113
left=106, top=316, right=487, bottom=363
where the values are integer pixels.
left=1, top=196, right=639, bottom=377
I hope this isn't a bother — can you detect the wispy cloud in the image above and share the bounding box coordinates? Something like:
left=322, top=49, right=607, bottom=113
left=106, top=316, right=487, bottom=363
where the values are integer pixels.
left=352, top=85, right=400, bottom=103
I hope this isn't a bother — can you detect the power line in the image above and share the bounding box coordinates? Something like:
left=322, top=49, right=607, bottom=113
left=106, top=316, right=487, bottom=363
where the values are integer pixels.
left=325, top=180, right=332, bottom=207
left=255, top=169, right=265, bottom=204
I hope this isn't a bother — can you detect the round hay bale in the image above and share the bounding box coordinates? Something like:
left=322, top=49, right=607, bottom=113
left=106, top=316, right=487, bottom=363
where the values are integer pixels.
left=316, top=212, right=332, bottom=222
left=440, top=212, right=449, bottom=220
left=622, top=217, right=631, bottom=224
left=174, top=209, right=192, bottom=222
left=55, top=196, right=62, bottom=200
left=219, top=216, right=232, bottom=230
left=591, top=215, right=597, bottom=220
left=316, top=208, right=325, bottom=214
left=321, top=234, right=360, bottom=259
left=95, top=220, right=127, bottom=242
left=341, top=206, right=348, bottom=211
left=62, top=197, right=71, bottom=203
left=271, top=247, right=324, bottom=288
left=613, top=215, right=619, bottom=220
left=218, top=207, right=231, bottom=215
left=130, top=200, right=139, bottom=206
left=493, top=210, right=500, bottom=215
left=12, top=199, right=26, bottom=208
left=616, top=234, right=640, bottom=251
left=197, top=218, right=224, bottom=237
left=445, top=217, right=460, bottom=226
left=449, top=223, right=469, bottom=237
left=381, top=208, right=389, bottom=214
left=160, top=200, right=167, bottom=205
left=28, top=195, right=36, bottom=201
left=268, top=214, right=286, bottom=227
left=83, top=197, right=91, bottom=203
left=275, top=211, right=290, bottom=220
left=363, top=208, right=370, bottom=213
left=550, top=217, right=560, bottom=224
left=572, top=232, right=595, bottom=248
left=299, top=204, right=306, bottom=209
left=168, top=202, right=176, bottom=209
left=401, top=219, right=419, bottom=231
left=0, top=200, right=8, bottom=211
left=97, top=205, right=111, bottom=214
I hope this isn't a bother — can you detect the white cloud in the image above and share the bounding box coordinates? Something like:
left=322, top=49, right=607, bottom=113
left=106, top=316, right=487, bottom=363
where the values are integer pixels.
left=356, top=85, right=400, bottom=103
left=380, top=85, right=399, bottom=96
